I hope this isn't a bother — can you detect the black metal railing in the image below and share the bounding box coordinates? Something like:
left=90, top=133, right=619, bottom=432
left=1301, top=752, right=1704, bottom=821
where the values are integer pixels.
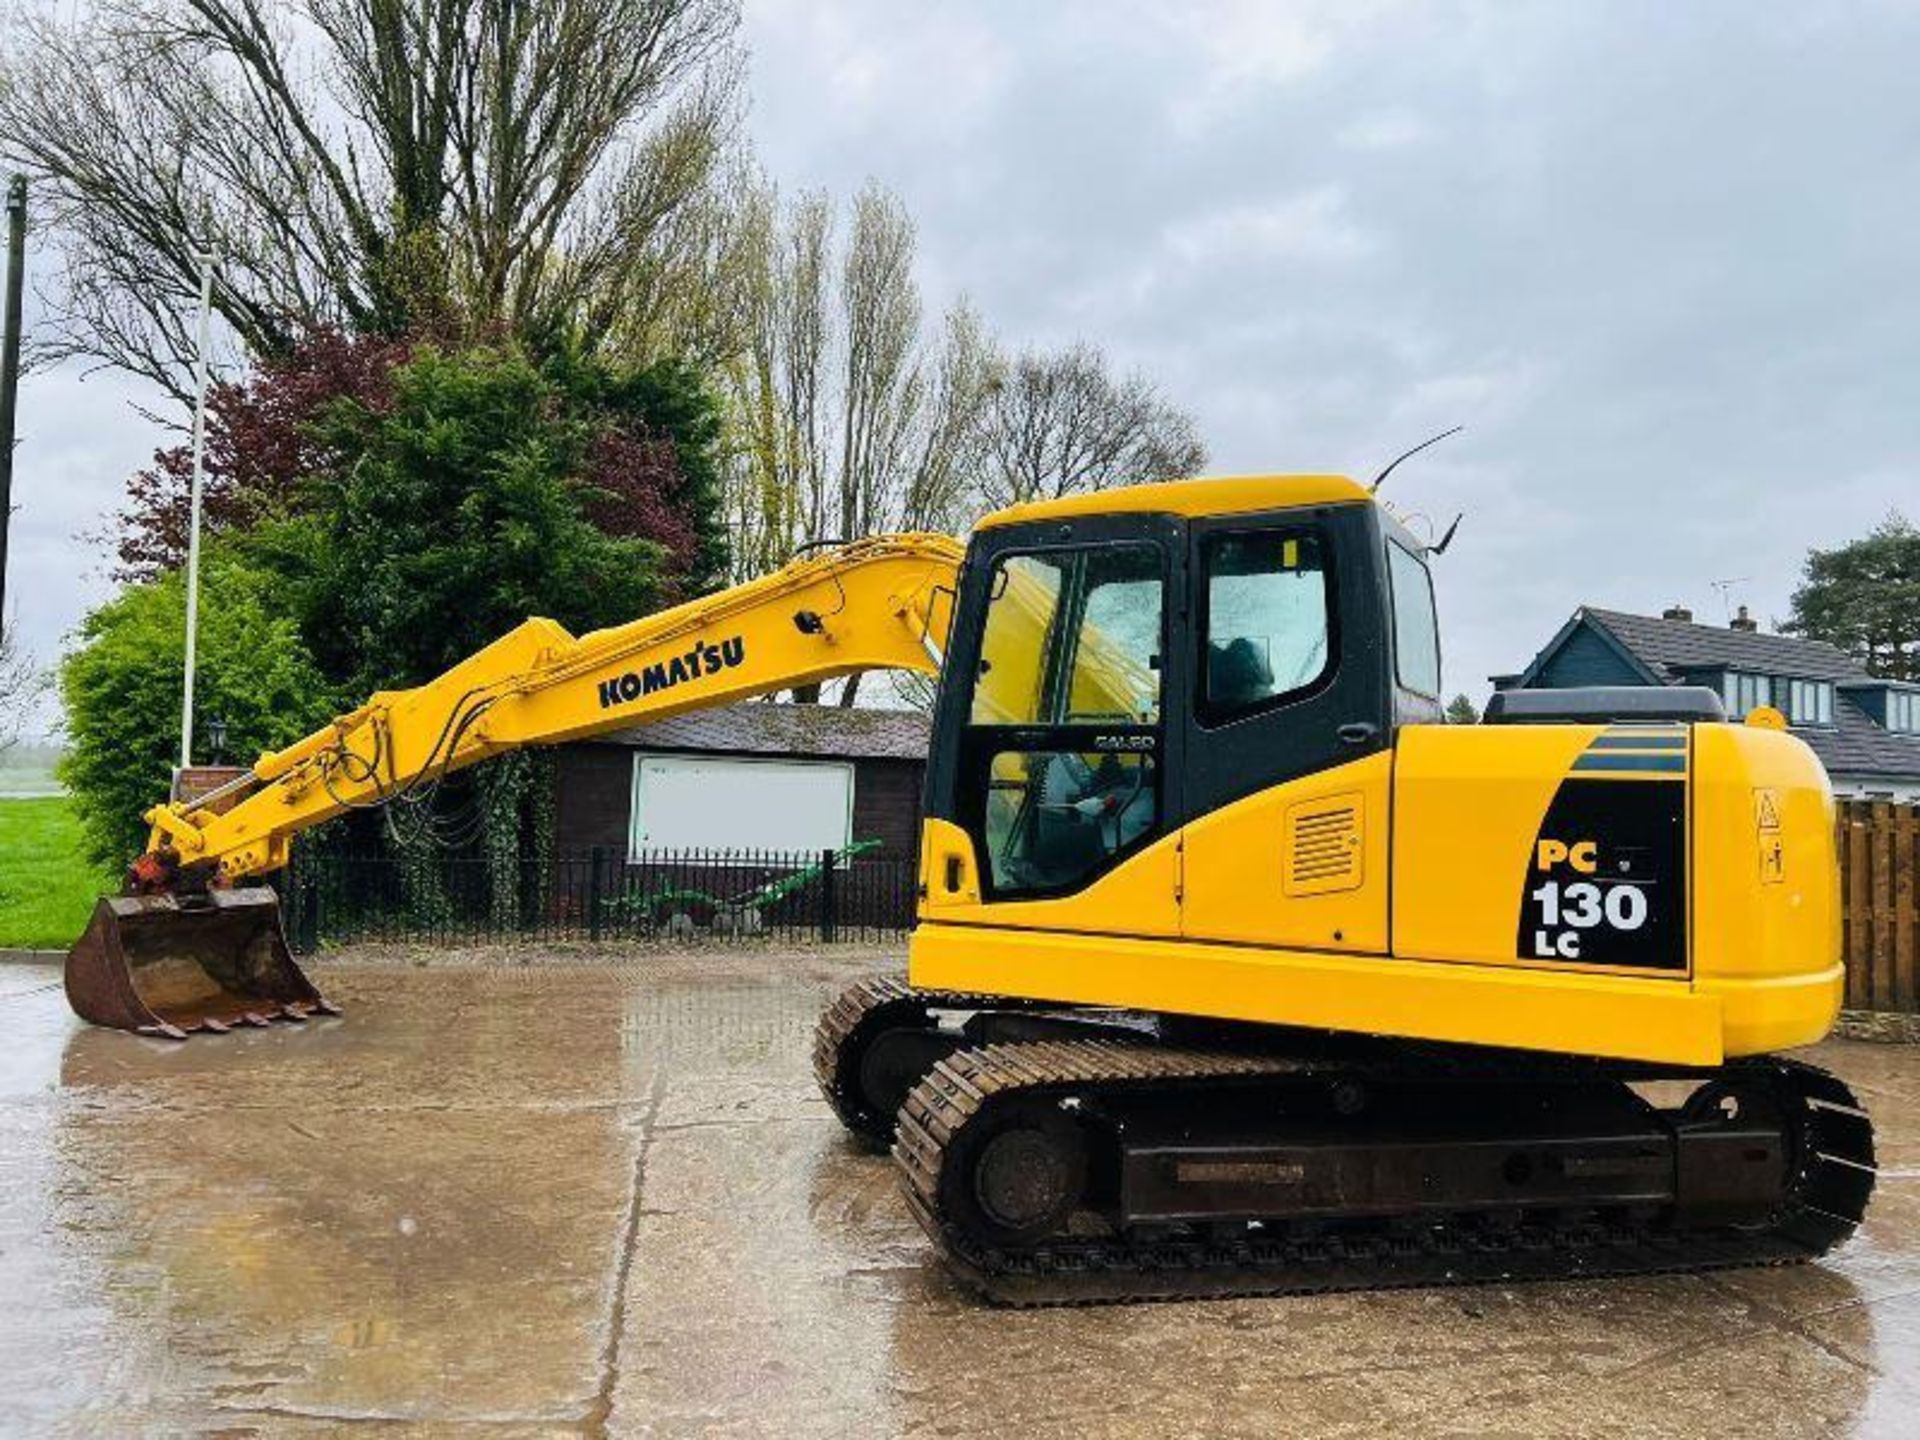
left=279, top=843, right=919, bottom=953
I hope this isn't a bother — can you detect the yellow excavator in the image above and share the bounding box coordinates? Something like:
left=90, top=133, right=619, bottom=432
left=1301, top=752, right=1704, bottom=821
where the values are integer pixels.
left=65, top=473, right=1875, bottom=1303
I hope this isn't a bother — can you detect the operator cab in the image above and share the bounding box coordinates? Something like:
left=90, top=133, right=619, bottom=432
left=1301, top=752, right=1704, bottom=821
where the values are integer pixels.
left=925, top=476, right=1440, bottom=903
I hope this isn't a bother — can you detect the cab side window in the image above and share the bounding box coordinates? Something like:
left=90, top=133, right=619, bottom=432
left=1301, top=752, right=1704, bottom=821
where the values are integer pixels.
left=1387, top=542, right=1441, bottom=698
left=1200, top=530, right=1334, bottom=725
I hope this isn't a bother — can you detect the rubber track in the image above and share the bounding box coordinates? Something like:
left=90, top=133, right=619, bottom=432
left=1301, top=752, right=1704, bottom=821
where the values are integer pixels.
left=810, top=976, right=1013, bottom=1145
left=893, top=1039, right=1878, bottom=1307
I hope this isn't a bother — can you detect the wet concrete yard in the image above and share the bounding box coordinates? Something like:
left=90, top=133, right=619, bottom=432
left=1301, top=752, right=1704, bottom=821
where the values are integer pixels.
left=3, top=947, right=1920, bottom=1437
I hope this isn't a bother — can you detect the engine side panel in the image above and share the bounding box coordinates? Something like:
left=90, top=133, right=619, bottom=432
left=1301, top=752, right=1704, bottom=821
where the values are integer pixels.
left=1179, top=751, right=1391, bottom=953
left=1393, top=722, right=1696, bottom=975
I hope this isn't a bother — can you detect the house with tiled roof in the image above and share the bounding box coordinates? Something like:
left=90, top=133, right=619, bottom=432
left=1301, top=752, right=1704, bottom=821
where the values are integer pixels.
left=1494, top=604, right=1920, bottom=801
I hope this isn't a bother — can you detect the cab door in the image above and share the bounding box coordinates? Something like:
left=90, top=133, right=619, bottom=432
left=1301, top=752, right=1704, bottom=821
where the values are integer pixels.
left=1177, top=502, right=1395, bottom=953
left=920, top=514, right=1185, bottom=937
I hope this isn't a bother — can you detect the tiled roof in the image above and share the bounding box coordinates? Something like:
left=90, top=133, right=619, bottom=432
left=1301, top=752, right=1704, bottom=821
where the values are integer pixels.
left=1570, top=610, right=1920, bottom=782
left=1800, top=694, right=1920, bottom=783
left=1582, top=609, right=1864, bottom=682
left=602, top=702, right=930, bottom=761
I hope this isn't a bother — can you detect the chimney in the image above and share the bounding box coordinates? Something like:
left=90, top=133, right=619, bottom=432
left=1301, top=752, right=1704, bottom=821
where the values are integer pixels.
left=1730, top=604, right=1759, bottom=633
left=1661, top=604, right=1693, bottom=623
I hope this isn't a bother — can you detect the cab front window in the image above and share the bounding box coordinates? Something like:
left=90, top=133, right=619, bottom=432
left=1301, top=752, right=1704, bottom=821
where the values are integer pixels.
left=969, top=546, right=1162, bottom=726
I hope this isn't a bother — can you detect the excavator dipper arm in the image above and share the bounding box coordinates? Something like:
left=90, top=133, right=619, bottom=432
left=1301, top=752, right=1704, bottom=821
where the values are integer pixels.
left=64, top=535, right=962, bottom=1037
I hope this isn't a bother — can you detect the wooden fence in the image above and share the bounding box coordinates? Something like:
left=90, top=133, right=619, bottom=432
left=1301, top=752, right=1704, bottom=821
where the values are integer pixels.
left=1840, top=800, right=1920, bottom=1012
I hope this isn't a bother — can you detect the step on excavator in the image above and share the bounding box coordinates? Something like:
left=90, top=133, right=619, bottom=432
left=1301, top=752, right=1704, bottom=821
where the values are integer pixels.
left=66, top=473, right=1876, bottom=1304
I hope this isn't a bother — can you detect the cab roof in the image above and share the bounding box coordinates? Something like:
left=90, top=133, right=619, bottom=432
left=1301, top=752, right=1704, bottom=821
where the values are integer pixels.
left=975, top=473, right=1374, bottom=529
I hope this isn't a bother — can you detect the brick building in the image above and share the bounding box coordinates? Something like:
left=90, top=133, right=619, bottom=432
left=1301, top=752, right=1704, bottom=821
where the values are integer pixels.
left=550, top=703, right=930, bottom=860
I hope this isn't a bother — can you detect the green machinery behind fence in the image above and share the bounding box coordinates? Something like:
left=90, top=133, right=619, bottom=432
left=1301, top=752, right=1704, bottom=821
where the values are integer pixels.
left=283, top=840, right=912, bottom=951
left=598, top=839, right=885, bottom=935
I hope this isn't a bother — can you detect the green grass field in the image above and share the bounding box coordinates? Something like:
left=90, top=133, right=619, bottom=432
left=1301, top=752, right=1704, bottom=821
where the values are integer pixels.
left=0, top=796, right=114, bottom=949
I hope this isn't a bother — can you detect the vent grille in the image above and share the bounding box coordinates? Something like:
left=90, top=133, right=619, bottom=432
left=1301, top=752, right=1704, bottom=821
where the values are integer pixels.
left=1285, top=795, right=1363, bottom=896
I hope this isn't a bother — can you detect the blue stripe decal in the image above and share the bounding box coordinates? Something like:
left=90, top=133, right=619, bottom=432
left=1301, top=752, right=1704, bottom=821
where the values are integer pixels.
left=1571, top=753, right=1687, bottom=774
left=1587, top=734, right=1687, bottom=751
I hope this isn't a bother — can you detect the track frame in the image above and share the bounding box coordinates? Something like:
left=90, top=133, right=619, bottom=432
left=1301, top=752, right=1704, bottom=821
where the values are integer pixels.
left=892, top=1038, right=1876, bottom=1306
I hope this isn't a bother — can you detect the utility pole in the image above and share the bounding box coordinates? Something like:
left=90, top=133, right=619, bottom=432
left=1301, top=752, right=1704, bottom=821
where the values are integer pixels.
left=178, top=251, right=218, bottom=772
left=0, top=175, right=25, bottom=643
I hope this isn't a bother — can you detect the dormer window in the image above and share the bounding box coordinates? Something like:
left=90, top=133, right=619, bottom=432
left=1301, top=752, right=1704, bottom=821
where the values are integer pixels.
left=1723, top=672, right=1770, bottom=718
left=1890, top=691, right=1920, bottom=734
left=1785, top=678, right=1835, bottom=726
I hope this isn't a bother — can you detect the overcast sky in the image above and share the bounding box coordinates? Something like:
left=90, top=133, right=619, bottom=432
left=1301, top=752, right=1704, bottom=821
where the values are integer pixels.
left=5, top=1, right=1918, bottom=736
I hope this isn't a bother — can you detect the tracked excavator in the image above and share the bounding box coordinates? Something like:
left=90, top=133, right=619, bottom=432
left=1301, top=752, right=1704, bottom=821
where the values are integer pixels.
left=66, top=473, right=1875, bottom=1304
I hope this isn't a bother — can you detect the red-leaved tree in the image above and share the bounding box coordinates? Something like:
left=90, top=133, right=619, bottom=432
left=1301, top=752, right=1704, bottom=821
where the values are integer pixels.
left=112, top=330, right=726, bottom=598
left=114, top=330, right=408, bottom=581
left=581, top=425, right=700, bottom=575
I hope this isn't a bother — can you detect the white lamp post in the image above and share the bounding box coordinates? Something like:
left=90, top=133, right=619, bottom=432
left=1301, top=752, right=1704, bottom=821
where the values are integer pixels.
left=178, top=251, right=218, bottom=773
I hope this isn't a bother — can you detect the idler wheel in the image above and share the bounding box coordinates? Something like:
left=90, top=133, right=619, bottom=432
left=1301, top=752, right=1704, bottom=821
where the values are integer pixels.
left=947, top=1100, right=1088, bottom=1248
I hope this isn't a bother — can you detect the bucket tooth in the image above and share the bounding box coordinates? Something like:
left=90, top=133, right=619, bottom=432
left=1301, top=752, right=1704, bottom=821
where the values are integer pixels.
left=63, top=887, right=335, bottom=1039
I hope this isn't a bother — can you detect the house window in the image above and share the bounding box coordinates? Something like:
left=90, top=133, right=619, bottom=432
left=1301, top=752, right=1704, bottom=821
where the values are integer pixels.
left=1785, top=679, right=1834, bottom=726
left=1723, top=672, right=1771, bottom=719
left=1889, top=691, right=1919, bottom=734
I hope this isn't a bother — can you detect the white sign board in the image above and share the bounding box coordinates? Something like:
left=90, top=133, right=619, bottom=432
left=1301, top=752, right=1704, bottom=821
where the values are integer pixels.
left=629, top=755, right=855, bottom=860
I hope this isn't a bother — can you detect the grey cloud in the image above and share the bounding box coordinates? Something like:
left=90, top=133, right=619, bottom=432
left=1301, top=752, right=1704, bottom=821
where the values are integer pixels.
left=6, top=1, right=1915, bottom=739
left=5, top=355, right=157, bottom=734
left=745, top=0, right=1920, bottom=696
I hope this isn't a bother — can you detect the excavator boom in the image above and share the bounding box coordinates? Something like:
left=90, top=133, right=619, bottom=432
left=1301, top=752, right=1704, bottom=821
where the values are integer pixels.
left=65, top=535, right=963, bottom=1036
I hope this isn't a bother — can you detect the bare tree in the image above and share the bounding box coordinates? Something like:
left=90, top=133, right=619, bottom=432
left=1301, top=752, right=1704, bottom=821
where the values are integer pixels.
left=836, top=182, right=922, bottom=541
left=0, top=0, right=740, bottom=398
left=713, top=177, right=992, bottom=702
left=781, top=190, right=833, bottom=542
left=717, top=174, right=790, bottom=582
left=718, top=181, right=1207, bottom=551
left=719, top=177, right=1005, bottom=575
left=975, top=342, right=1207, bottom=510
left=0, top=627, right=47, bottom=757
left=714, top=180, right=1205, bottom=706
left=899, top=300, right=996, bottom=532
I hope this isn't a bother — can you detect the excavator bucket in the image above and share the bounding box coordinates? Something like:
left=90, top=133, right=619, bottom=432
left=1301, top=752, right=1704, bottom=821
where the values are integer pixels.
left=63, top=887, right=339, bottom=1039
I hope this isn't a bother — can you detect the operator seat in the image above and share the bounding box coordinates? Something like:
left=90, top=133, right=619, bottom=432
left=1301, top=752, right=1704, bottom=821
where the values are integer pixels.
left=1207, top=638, right=1275, bottom=710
